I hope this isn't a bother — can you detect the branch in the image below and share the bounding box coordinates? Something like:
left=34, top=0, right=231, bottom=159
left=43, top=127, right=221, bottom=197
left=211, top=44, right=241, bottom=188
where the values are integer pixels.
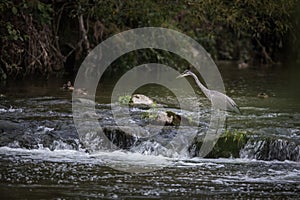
left=78, top=14, right=90, bottom=54
left=255, top=38, right=274, bottom=64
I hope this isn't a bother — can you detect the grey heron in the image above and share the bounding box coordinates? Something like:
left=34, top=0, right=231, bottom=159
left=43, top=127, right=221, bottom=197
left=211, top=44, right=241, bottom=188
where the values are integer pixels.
left=177, top=70, right=241, bottom=114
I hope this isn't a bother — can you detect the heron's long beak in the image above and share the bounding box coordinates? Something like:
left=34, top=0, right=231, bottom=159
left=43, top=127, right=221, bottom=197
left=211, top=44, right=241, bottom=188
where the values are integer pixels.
left=176, top=74, right=187, bottom=79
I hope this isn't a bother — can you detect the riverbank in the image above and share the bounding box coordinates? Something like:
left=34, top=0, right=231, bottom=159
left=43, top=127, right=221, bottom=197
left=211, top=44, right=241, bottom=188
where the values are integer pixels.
left=1, top=0, right=299, bottom=81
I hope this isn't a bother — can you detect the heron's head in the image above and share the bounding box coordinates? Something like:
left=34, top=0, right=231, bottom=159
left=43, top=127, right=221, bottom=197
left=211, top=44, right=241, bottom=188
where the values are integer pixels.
left=176, top=70, right=193, bottom=78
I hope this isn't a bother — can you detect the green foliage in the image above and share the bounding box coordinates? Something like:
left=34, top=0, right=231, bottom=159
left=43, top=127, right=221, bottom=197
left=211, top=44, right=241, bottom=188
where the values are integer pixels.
left=0, top=0, right=63, bottom=79
left=23, top=0, right=53, bottom=24
left=0, top=0, right=298, bottom=79
left=0, top=67, right=7, bottom=82
left=73, top=0, right=297, bottom=65
left=5, top=22, right=22, bottom=41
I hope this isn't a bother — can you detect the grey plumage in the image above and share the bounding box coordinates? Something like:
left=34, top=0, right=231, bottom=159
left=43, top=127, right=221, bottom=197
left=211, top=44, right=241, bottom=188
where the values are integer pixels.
left=177, top=70, right=241, bottom=114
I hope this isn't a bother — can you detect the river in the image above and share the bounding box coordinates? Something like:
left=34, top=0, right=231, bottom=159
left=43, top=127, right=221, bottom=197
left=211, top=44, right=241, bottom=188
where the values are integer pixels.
left=0, top=63, right=299, bottom=199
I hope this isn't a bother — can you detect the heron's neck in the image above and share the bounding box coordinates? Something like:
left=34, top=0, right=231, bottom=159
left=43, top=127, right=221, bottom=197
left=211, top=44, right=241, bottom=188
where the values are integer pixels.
left=190, top=73, right=211, bottom=98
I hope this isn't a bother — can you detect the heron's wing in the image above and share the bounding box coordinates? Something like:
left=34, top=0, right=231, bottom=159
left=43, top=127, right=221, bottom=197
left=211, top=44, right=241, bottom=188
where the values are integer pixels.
left=210, top=91, right=241, bottom=114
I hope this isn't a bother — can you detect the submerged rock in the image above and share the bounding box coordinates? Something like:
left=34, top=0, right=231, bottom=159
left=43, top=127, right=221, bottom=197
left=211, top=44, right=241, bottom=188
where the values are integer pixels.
left=238, top=61, right=249, bottom=69
left=155, top=111, right=174, bottom=125
left=151, top=111, right=195, bottom=126
left=0, top=120, right=23, bottom=132
left=257, top=92, right=269, bottom=98
left=103, top=126, right=139, bottom=150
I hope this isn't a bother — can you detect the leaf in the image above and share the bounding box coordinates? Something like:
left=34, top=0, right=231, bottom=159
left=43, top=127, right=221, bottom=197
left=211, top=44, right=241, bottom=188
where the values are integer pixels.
left=37, top=2, right=43, bottom=11
left=12, top=6, right=17, bottom=15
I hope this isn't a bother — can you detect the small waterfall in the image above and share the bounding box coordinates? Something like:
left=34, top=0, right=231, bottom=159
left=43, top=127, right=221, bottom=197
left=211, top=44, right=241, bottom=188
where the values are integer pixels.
left=240, top=139, right=300, bottom=161
left=130, top=140, right=179, bottom=157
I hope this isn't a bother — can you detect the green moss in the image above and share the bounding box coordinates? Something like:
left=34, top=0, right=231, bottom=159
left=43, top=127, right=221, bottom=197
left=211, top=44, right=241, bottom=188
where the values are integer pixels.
left=141, top=101, right=158, bottom=120
left=118, top=95, right=132, bottom=105
left=190, top=130, right=249, bottom=158
left=209, top=130, right=248, bottom=158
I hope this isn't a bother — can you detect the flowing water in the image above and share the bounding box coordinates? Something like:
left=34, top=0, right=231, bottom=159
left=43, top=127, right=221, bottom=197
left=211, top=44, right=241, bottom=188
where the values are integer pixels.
left=0, top=63, right=300, bottom=199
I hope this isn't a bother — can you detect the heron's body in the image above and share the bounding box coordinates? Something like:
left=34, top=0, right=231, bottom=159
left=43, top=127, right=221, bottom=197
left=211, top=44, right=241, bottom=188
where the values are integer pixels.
left=177, top=70, right=241, bottom=114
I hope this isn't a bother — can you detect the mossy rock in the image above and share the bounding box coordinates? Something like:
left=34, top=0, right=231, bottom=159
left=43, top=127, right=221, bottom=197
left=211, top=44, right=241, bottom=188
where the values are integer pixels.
left=142, top=110, right=197, bottom=127
left=131, top=94, right=154, bottom=106
left=118, top=94, right=155, bottom=109
left=189, top=130, right=248, bottom=158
